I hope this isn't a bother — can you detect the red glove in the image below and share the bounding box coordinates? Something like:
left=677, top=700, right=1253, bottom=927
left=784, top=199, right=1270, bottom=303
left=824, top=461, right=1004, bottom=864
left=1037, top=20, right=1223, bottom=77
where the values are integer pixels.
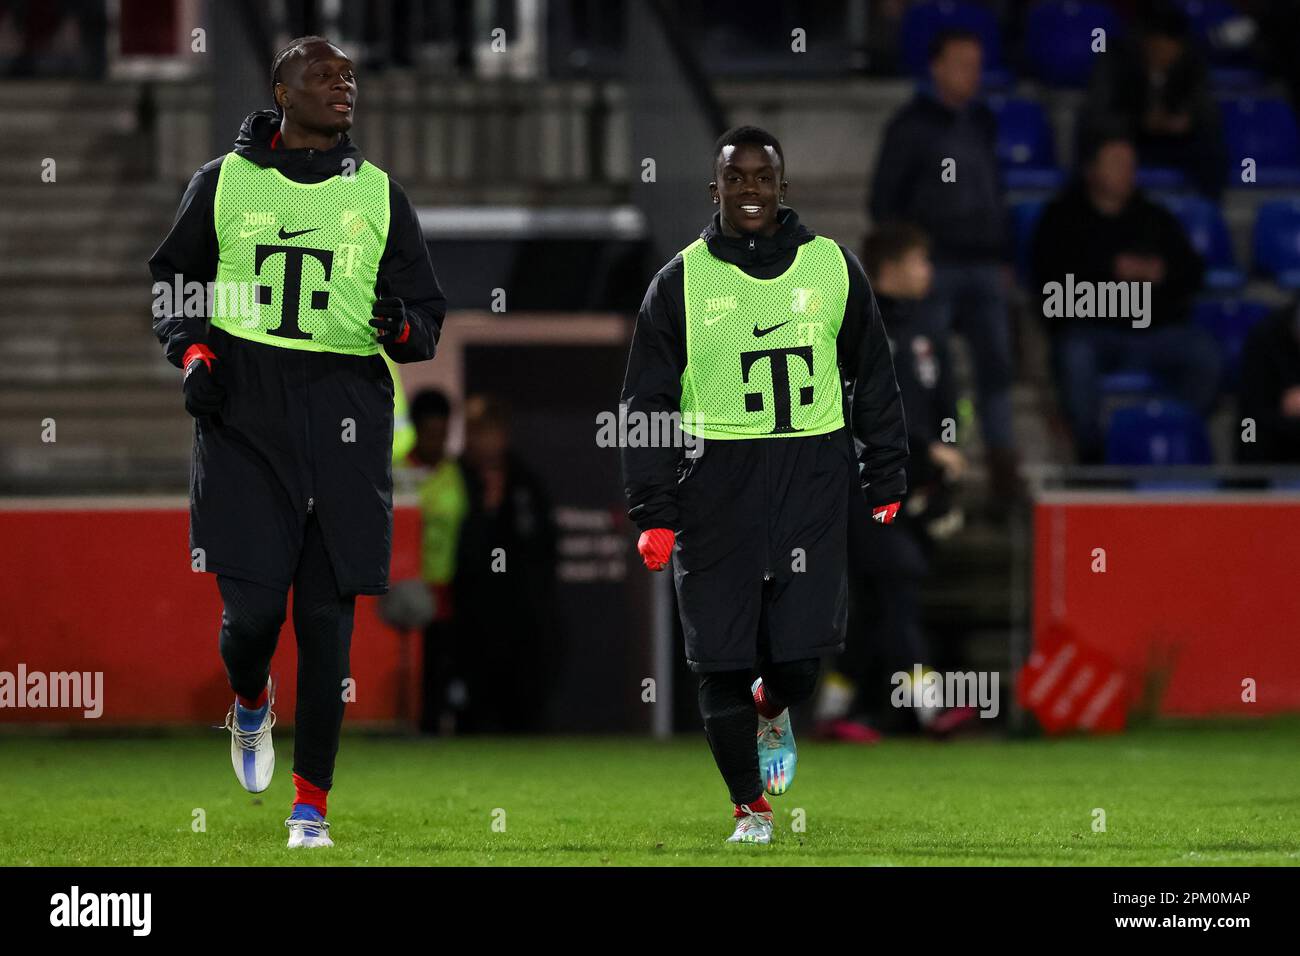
left=637, top=528, right=675, bottom=571
left=182, top=343, right=224, bottom=417
left=872, top=501, right=901, bottom=525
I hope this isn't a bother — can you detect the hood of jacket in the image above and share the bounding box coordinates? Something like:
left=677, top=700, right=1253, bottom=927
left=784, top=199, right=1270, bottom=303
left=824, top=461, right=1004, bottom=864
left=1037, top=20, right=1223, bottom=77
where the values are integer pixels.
left=700, top=206, right=816, bottom=272
left=232, top=109, right=365, bottom=184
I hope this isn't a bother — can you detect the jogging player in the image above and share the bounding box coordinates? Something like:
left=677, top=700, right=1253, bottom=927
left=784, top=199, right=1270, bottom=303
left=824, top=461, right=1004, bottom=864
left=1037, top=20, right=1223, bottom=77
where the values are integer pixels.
left=621, top=126, right=908, bottom=844
left=149, top=36, right=445, bottom=847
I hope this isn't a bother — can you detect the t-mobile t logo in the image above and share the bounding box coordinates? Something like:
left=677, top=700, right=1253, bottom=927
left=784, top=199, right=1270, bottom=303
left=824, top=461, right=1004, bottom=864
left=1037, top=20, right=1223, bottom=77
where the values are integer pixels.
left=740, top=345, right=815, bottom=434
left=254, top=244, right=334, bottom=341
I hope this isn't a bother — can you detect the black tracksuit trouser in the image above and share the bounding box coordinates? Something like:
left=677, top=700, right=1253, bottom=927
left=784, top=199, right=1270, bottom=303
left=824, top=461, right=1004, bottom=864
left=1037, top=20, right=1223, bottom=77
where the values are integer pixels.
left=217, top=513, right=355, bottom=791
left=697, top=589, right=821, bottom=806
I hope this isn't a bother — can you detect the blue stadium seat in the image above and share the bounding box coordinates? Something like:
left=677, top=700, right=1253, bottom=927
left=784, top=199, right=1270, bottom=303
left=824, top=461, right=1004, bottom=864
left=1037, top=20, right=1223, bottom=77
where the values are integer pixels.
left=1136, top=166, right=1189, bottom=191
left=1176, top=0, right=1265, bottom=89
left=1105, top=400, right=1213, bottom=465
left=1222, top=97, right=1300, bottom=187
left=1099, top=370, right=1160, bottom=396
left=1252, top=200, right=1300, bottom=288
left=1155, top=194, right=1244, bottom=289
left=900, top=1, right=1010, bottom=86
left=989, top=96, right=1064, bottom=189
left=1025, top=1, right=1122, bottom=87
left=1190, top=298, right=1269, bottom=388
left=1010, top=199, right=1045, bottom=282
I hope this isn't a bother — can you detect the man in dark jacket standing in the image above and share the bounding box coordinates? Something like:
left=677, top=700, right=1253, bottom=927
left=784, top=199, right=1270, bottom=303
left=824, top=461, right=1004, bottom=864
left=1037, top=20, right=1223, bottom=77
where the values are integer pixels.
left=621, top=126, right=908, bottom=844
left=871, top=29, right=1017, bottom=502
left=149, top=36, right=445, bottom=848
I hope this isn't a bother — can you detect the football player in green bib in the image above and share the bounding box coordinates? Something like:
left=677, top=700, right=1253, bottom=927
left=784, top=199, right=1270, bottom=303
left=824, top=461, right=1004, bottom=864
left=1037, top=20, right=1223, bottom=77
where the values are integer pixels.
left=621, top=126, right=908, bottom=844
left=149, top=37, right=445, bottom=848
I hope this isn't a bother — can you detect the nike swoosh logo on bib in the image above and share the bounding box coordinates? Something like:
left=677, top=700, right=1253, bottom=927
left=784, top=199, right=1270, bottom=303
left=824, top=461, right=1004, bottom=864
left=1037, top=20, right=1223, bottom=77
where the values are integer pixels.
left=278, top=226, right=319, bottom=239
left=753, top=321, right=790, bottom=337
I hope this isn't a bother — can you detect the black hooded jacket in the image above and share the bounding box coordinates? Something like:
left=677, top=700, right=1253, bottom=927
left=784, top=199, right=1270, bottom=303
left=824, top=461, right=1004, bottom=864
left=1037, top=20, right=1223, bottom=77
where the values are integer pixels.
left=621, top=207, right=908, bottom=533
left=148, top=110, right=446, bottom=595
left=621, top=208, right=908, bottom=669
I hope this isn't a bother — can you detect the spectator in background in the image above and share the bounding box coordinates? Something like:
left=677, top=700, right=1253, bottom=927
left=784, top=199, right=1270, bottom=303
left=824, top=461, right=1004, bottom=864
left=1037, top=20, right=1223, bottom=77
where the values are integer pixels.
left=1032, top=132, right=1215, bottom=464
left=870, top=28, right=1020, bottom=508
left=452, top=394, right=558, bottom=733
left=1082, top=1, right=1226, bottom=198
left=1239, top=301, right=1300, bottom=464
left=818, top=224, right=973, bottom=741
left=404, top=389, right=469, bottom=734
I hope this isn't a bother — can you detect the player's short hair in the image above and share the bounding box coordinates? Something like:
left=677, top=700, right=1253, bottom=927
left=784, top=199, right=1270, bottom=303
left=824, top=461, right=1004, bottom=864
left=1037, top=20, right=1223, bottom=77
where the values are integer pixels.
left=409, top=388, right=452, bottom=426
left=712, top=125, right=785, bottom=178
left=271, top=35, right=335, bottom=110
left=928, top=27, right=982, bottom=62
left=862, top=223, right=930, bottom=278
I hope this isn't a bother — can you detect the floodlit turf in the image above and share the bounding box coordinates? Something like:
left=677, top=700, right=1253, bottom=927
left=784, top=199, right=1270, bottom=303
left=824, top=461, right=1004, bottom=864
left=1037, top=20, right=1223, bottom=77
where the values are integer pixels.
left=2, top=718, right=1299, bottom=866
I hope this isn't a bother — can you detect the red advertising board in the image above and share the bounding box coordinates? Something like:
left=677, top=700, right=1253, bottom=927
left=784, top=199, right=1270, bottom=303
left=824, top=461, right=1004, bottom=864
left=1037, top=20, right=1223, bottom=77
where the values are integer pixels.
left=1030, top=494, right=1300, bottom=722
left=0, top=500, right=423, bottom=726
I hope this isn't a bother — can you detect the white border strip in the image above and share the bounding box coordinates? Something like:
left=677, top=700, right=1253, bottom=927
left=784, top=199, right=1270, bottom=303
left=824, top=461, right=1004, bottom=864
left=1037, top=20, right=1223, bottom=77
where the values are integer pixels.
left=416, top=205, right=647, bottom=240
left=1035, top=490, right=1300, bottom=505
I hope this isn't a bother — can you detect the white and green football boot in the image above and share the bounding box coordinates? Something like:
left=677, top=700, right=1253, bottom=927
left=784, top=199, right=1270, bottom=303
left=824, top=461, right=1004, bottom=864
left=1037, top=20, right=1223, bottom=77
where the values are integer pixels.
left=726, top=804, right=774, bottom=844
left=753, top=677, right=796, bottom=795
left=222, top=679, right=276, bottom=794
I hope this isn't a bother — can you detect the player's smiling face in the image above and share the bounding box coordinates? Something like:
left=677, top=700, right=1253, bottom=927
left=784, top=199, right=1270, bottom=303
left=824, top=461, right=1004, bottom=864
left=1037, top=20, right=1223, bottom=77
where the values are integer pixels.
left=710, top=143, right=786, bottom=238
left=277, top=42, right=357, bottom=136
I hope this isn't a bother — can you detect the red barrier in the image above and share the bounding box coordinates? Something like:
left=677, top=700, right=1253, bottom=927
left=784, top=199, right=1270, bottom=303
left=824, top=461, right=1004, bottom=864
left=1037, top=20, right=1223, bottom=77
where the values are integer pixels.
left=0, top=500, right=423, bottom=725
left=1032, top=494, right=1300, bottom=717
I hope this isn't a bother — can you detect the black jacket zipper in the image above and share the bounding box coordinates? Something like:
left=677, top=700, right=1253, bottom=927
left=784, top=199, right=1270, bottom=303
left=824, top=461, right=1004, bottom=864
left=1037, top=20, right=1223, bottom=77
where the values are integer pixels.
left=762, top=441, right=772, bottom=581
left=303, top=351, right=315, bottom=515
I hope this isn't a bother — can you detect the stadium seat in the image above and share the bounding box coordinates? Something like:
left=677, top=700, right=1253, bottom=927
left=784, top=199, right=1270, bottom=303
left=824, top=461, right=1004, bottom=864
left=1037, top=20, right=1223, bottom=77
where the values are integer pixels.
left=1024, top=1, right=1122, bottom=87
left=1105, top=400, right=1214, bottom=466
left=1135, top=167, right=1188, bottom=191
left=1155, top=194, right=1244, bottom=290
left=1099, top=370, right=1160, bottom=396
left=989, top=96, right=1064, bottom=189
left=1010, top=198, right=1045, bottom=282
left=1222, top=97, right=1300, bottom=187
left=1190, top=298, right=1269, bottom=388
left=1252, top=200, right=1300, bottom=288
left=1176, top=0, right=1265, bottom=90
left=900, top=1, right=1011, bottom=86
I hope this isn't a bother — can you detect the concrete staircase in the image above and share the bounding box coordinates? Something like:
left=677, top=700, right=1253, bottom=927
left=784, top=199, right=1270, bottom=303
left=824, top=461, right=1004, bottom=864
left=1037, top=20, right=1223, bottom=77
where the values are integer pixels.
left=0, top=81, right=192, bottom=494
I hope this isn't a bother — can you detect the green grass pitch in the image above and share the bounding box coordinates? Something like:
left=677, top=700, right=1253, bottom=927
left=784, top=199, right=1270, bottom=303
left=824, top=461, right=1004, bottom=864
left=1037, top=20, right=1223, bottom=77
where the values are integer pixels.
left=2, top=718, right=1299, bottom=866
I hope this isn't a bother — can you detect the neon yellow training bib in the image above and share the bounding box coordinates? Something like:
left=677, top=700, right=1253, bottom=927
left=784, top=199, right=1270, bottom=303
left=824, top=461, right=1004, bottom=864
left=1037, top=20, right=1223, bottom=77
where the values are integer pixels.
left=210, top=152, right=390, bottom=355
left=680, top=235, right=848, bottom=439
